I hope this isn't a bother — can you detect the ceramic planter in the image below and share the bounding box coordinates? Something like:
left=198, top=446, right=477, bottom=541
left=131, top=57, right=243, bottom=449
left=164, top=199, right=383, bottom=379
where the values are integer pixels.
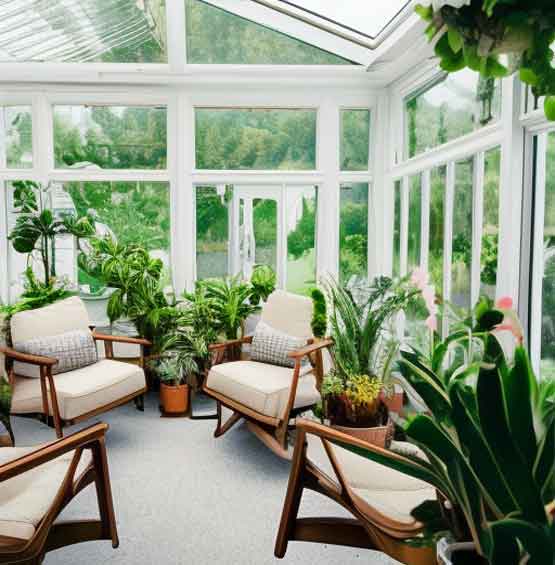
left=380, top=384, right=404, bottom=414
left=437, top=537, right=486, bottom=565
left=79, top=287, right=115, bottom=327
left=160, top=383, right=190, bottom=415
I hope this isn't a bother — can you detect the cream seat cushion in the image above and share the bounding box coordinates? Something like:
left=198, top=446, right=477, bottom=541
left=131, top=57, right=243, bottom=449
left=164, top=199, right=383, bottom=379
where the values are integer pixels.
left=307, top=435, right=436, bottom=526
left=12, top=359, right=146, bottom=421
left=0, top=445, right=91, bottom=541
left=206, top=360, right=319, bottom=419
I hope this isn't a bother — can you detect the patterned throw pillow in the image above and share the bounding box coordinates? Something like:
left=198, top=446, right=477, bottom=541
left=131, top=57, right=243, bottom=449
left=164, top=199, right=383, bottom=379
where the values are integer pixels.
left=250, top=321, right=308, bottom=368
left=15, top=329, right=98, bottom=377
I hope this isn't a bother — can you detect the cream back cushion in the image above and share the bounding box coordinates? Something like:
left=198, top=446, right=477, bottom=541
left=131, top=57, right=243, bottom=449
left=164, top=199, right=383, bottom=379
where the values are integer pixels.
left=10, top=297, right=91, bottom=378
left=261, top=290, right=313, bottom=339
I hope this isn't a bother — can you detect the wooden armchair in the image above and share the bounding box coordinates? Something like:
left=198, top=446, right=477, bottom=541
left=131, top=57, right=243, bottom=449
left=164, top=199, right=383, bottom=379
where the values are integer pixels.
left=0, top=422, right=118, bottom=564
left=275, top=419, right=438, bottom=565
left=203, top=290, right=331, bottom=459
left=2, top=297, right=149, bottom=438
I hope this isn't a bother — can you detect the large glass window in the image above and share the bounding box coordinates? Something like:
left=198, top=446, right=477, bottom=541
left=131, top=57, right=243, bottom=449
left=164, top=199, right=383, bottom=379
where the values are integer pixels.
left=451, top=158, right=473, bottom=310
left=340, top=109, right=371, bottom=171
left=196, top=185, right=233, bottom=281
left=339, top=183, right=369, bottom=283
left=0, top=1, right=166, bottom=63
left=429, top=166, right=446, bottom=296
left=286, top=186, right=318, bottom=295
left=195, top=108, right=317, bottom=170
left=185, top=0, right=350, bottom=65
left=481, top=147, right=501, bottom=299
left=405, top=70, right=501, bottom=159
left=62, top=181, right=171, bottom=289
left=0, top=106, right=32, bottom=169
left=54, top=106, right=167, bottom=170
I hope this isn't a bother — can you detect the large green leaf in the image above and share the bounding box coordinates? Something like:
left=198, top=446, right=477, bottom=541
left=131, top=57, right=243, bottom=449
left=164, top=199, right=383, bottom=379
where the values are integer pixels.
left=534, top=419, right=555, bottom=502
left=477, top=365, right=546, bottom=523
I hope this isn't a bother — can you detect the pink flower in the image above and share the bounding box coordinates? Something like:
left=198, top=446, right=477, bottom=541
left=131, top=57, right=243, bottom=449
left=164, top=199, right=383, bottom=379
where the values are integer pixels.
left=411, top=267, right=429, bottom=290
left=496, top=296, right=514, bottom=310
left=425, top=315, right=438, bottom=332
left=494, top=316, right=524, bottom=345
left=422, top=286, right=437, bottom=313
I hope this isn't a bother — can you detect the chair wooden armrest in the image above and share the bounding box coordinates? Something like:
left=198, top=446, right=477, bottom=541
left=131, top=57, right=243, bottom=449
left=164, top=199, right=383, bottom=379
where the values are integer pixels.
left=91, top=332, right=151, bottom=347
left=288, top=339, right=333, bottom=360
left=208, top=336, right=253, bottom=351
left=0, top=346, right=58, bottom=367
left=0, top=422, right=108, bottom=482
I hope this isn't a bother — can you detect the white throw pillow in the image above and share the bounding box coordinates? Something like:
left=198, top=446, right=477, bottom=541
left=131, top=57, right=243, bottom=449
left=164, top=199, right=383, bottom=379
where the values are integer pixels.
left=250, top=321, right=308, bottom=368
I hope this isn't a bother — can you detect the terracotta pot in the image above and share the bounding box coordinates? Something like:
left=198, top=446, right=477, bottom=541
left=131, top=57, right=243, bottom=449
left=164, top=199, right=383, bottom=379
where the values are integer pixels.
left=332, top=418, right=394, bottom=448
left=160, top=383, right=189, bottom=415
left=380, top=387, right=404, bottom=414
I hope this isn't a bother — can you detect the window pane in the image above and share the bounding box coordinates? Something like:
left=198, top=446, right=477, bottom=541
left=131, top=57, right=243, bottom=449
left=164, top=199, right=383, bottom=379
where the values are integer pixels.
left=287, top=186, right=318, bottom=295
left=393, top=181, right=401, bottom=278
left=339, top=183, right=368, bottom=283
left=62, top=181, right=171, bottom=288
left=0, top=1, right=166, bottom=63
left=195, top=108, right=316, bottom=170
left=0, top=106, right=32, bottom=169
left=541, top=133, right=555, bottom=377
left=185, top=0, right=350, bottom=65
left=405, top=70, right=501, bottom=159
left=407, top=175, right=422, bottom=273
left=429, top=166, right=446, bottom=297
left=54, top=106, right=167, bottom=170
left=340, top=110, right=370, bottom=171
left=481, top=147, right=501, bottom=298
left=196, top=185, right=233, bottom=280
left=451, top=159, right=473, bottom=309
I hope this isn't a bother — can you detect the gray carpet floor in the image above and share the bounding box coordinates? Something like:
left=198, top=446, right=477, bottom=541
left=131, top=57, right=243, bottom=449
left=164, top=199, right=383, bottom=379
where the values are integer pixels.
left=11, top=394, right=401, bottom=565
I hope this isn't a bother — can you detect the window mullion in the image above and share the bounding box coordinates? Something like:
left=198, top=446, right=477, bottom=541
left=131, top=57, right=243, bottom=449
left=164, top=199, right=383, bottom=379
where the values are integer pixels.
left=471, top=151, right=485, bottom=307
left=443, top=162, right=455, bottom=333
left=400, top=176, right=409, bottom=276
left=420, top=169, right=431, bottom=273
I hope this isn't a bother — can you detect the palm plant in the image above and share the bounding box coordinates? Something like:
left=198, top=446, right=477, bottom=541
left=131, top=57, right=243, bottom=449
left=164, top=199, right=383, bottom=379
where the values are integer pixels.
left=341, top=298, right=555, bottom=564
left=199, top=276, right=260, bottom=340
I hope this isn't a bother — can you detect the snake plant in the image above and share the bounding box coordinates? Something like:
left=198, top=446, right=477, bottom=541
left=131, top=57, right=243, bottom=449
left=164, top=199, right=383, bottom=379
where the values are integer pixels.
left=341, top=298, right=555, bottom=563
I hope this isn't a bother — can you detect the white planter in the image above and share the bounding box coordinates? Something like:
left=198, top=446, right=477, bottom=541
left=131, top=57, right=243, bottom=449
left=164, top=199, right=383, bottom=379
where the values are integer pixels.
left=437, top=537, right=477, bottom=565
left=80, top=287, right=115, bottom=327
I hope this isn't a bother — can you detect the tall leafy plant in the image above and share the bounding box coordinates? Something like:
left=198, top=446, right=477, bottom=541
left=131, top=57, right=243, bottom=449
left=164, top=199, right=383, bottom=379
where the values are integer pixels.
left=342, top=298, right=555, bottom=563
left=9, top=181, right=95, bottom=285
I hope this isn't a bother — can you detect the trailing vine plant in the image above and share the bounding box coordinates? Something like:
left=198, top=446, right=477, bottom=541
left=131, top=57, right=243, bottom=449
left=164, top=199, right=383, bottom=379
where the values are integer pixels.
left=416, top=0, right=555, bottom=119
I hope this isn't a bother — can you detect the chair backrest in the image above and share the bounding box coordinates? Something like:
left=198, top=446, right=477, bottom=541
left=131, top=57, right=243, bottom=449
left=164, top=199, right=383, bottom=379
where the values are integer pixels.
left=10, top=296, right=91, bottom=345
left=261, top=290, right=313, bottom=339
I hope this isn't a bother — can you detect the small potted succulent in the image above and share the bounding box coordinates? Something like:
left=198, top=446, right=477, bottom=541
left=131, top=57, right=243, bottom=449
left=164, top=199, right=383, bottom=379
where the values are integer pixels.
left=320, top=276, right=420, bottom=446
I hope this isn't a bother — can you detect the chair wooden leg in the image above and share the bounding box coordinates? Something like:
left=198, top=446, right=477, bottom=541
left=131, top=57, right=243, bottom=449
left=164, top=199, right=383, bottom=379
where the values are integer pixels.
left=91, top=438, right=119, bottom=548
left=214, top=403, right=242, bottom=438
left=134, top=394, right=145, bottom=412
left=275, top=432, right=307, bottom=558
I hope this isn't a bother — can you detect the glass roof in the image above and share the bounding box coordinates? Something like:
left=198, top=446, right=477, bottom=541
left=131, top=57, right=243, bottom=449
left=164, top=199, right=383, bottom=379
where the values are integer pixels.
left=0, top=0, right=166, bottom=63
left=269, top=0, right=412, bottom=40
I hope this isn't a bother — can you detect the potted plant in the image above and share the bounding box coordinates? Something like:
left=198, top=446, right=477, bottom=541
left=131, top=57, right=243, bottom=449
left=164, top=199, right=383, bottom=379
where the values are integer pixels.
left=249, top=264, right=277, bottom=306
left=415, top=1, right=555, bottom=119
left=349, top=295, right=555, bottom=564
left=320, top=276, right=420, bottom=446
left=158, top=328, right=209, bottom=415
left=310, top=287, right=327, bottom=340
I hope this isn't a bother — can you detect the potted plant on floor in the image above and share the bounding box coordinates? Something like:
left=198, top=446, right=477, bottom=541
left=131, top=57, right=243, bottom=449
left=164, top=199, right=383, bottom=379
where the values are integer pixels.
left=320, top=276, right=420, bottom=446
left=348, top=295, right=555, bottom=564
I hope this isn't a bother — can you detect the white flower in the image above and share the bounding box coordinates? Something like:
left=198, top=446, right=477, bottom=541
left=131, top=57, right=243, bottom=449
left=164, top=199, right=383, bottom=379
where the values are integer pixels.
left=420, top=0, right=472, bottom=10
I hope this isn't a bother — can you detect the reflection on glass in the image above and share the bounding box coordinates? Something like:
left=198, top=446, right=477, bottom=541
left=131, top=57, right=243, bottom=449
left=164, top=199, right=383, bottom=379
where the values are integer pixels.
left=340, top=110, right=371, bottom=171
left=195, top=108, right=317, bottom=170
left=196, top=185, right=233, bottom=280
left=481, top=147, right=500, bottom=298
left=407, top=175, right=422, bottom=273
left=429, top=166, right=446, bottom=297
left=541, top=132, right=555, bottom=378
left=339, top=183, right=368, bottom=283
left=405, top=69, right=501, bottom=158
left=393, top=181, right=401, bottom=278
left=54, top=106, right=167, bottom=170
left=286, top=186, right=318, bottom=295
left=62, top=181, right=171, bottom=289
left=0, top=106, right=32, bottom=169
left=185, top=0, right=349, bottom=64
left=451, top=159, right=473, bottom=309
left=239, top=198, right=278, bottom=277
